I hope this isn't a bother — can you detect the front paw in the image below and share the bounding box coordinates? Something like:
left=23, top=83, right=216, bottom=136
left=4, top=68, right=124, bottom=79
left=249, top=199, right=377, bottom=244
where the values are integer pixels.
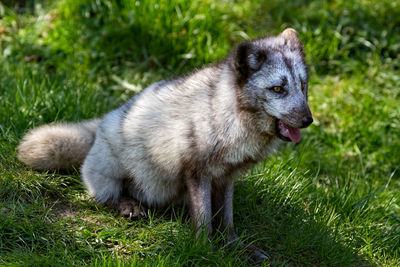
left=227, top=237, right=270, bottom=263
left=245, top=243, right=270, bottom=262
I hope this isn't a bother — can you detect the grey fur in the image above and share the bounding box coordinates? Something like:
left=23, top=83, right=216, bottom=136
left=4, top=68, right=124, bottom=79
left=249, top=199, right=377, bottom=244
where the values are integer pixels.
left=18, top=119, right=101, bottom=170
left=18, top=29, right=312, bottom=261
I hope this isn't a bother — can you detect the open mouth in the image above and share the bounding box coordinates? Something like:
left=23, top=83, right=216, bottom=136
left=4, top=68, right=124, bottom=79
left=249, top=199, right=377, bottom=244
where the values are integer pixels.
left=275, top=120, right=301, bottom=143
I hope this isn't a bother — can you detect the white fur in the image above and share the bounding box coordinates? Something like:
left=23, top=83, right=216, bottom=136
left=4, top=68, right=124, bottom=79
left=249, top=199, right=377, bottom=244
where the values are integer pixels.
left=18, top=119, right=100, bottom=170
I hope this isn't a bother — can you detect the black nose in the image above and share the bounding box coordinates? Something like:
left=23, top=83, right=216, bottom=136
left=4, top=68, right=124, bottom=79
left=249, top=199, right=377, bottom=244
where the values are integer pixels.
left=301, top=116, right=313, bottom=128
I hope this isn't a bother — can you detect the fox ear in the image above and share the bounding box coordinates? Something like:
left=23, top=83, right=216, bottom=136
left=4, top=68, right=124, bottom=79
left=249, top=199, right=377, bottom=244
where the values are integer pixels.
left=279, top=28, right=303, bottom=51
left=235, top=41, right=266, bottom=77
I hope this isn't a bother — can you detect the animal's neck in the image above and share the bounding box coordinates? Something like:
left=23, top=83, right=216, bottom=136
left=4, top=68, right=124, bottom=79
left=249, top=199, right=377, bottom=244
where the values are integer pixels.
left=210, top=65, right=278, bottom=153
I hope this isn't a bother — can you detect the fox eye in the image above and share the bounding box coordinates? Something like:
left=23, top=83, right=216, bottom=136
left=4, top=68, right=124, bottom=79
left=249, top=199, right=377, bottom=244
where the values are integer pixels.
left=271, top=86, right=283, bottom=93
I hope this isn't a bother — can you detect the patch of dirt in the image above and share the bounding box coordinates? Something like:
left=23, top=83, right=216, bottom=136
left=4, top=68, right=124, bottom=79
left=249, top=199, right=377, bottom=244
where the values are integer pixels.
left=51, top=202, right=108, bottom=225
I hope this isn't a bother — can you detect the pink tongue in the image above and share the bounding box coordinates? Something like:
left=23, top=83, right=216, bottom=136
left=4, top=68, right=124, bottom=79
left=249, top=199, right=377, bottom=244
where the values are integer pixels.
left=279, top=121, right=301, bottom=143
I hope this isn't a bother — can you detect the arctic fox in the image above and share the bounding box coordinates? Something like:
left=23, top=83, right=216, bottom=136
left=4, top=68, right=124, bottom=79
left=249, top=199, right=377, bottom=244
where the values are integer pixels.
left=18, top=28, right=313, bottom=261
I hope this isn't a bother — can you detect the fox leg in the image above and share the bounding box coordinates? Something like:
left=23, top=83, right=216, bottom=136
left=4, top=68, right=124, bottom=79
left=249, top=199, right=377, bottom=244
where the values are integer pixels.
left=81, top=136, right=145, bottom=219
left=185, top=175, right=212, bottom=239
left=212, top=180, right=269, bottom=262
left=81, top=135, right=123, bottom=203
left=212, top=180, right=235, bottom=238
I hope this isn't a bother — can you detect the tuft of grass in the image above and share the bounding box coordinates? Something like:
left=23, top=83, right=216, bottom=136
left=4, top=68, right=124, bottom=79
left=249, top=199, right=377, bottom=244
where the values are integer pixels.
left=0, top=0, right=399, bottom=266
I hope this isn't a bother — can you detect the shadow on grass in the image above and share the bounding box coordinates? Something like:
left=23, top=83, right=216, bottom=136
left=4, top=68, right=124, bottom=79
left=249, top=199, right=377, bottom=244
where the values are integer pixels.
left=234, top=178, right=374, bottom=266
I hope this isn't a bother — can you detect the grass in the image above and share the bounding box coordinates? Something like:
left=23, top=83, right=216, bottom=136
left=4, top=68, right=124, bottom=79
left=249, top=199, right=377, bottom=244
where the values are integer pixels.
left=0, top=0, right=399, bottom=265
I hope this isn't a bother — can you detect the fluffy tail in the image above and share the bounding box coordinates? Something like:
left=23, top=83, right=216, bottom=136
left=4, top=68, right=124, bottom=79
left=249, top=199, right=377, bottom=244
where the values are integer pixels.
left=17, top=119, right=101, bottom=171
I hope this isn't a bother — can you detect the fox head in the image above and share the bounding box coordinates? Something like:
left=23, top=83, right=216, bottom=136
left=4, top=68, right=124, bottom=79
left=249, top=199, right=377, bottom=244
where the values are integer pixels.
left=232, top=28, right=313, bottom=143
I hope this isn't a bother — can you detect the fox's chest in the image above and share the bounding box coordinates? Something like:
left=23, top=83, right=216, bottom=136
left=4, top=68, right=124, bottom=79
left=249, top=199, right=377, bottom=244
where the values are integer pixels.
left=207, top=134, right=280, bottom=180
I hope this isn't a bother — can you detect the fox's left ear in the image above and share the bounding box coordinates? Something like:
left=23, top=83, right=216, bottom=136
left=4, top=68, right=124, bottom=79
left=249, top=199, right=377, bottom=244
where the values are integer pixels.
left=279, top=28, right=303, bottom=51
left=234, top=41, right=266, bottom=78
